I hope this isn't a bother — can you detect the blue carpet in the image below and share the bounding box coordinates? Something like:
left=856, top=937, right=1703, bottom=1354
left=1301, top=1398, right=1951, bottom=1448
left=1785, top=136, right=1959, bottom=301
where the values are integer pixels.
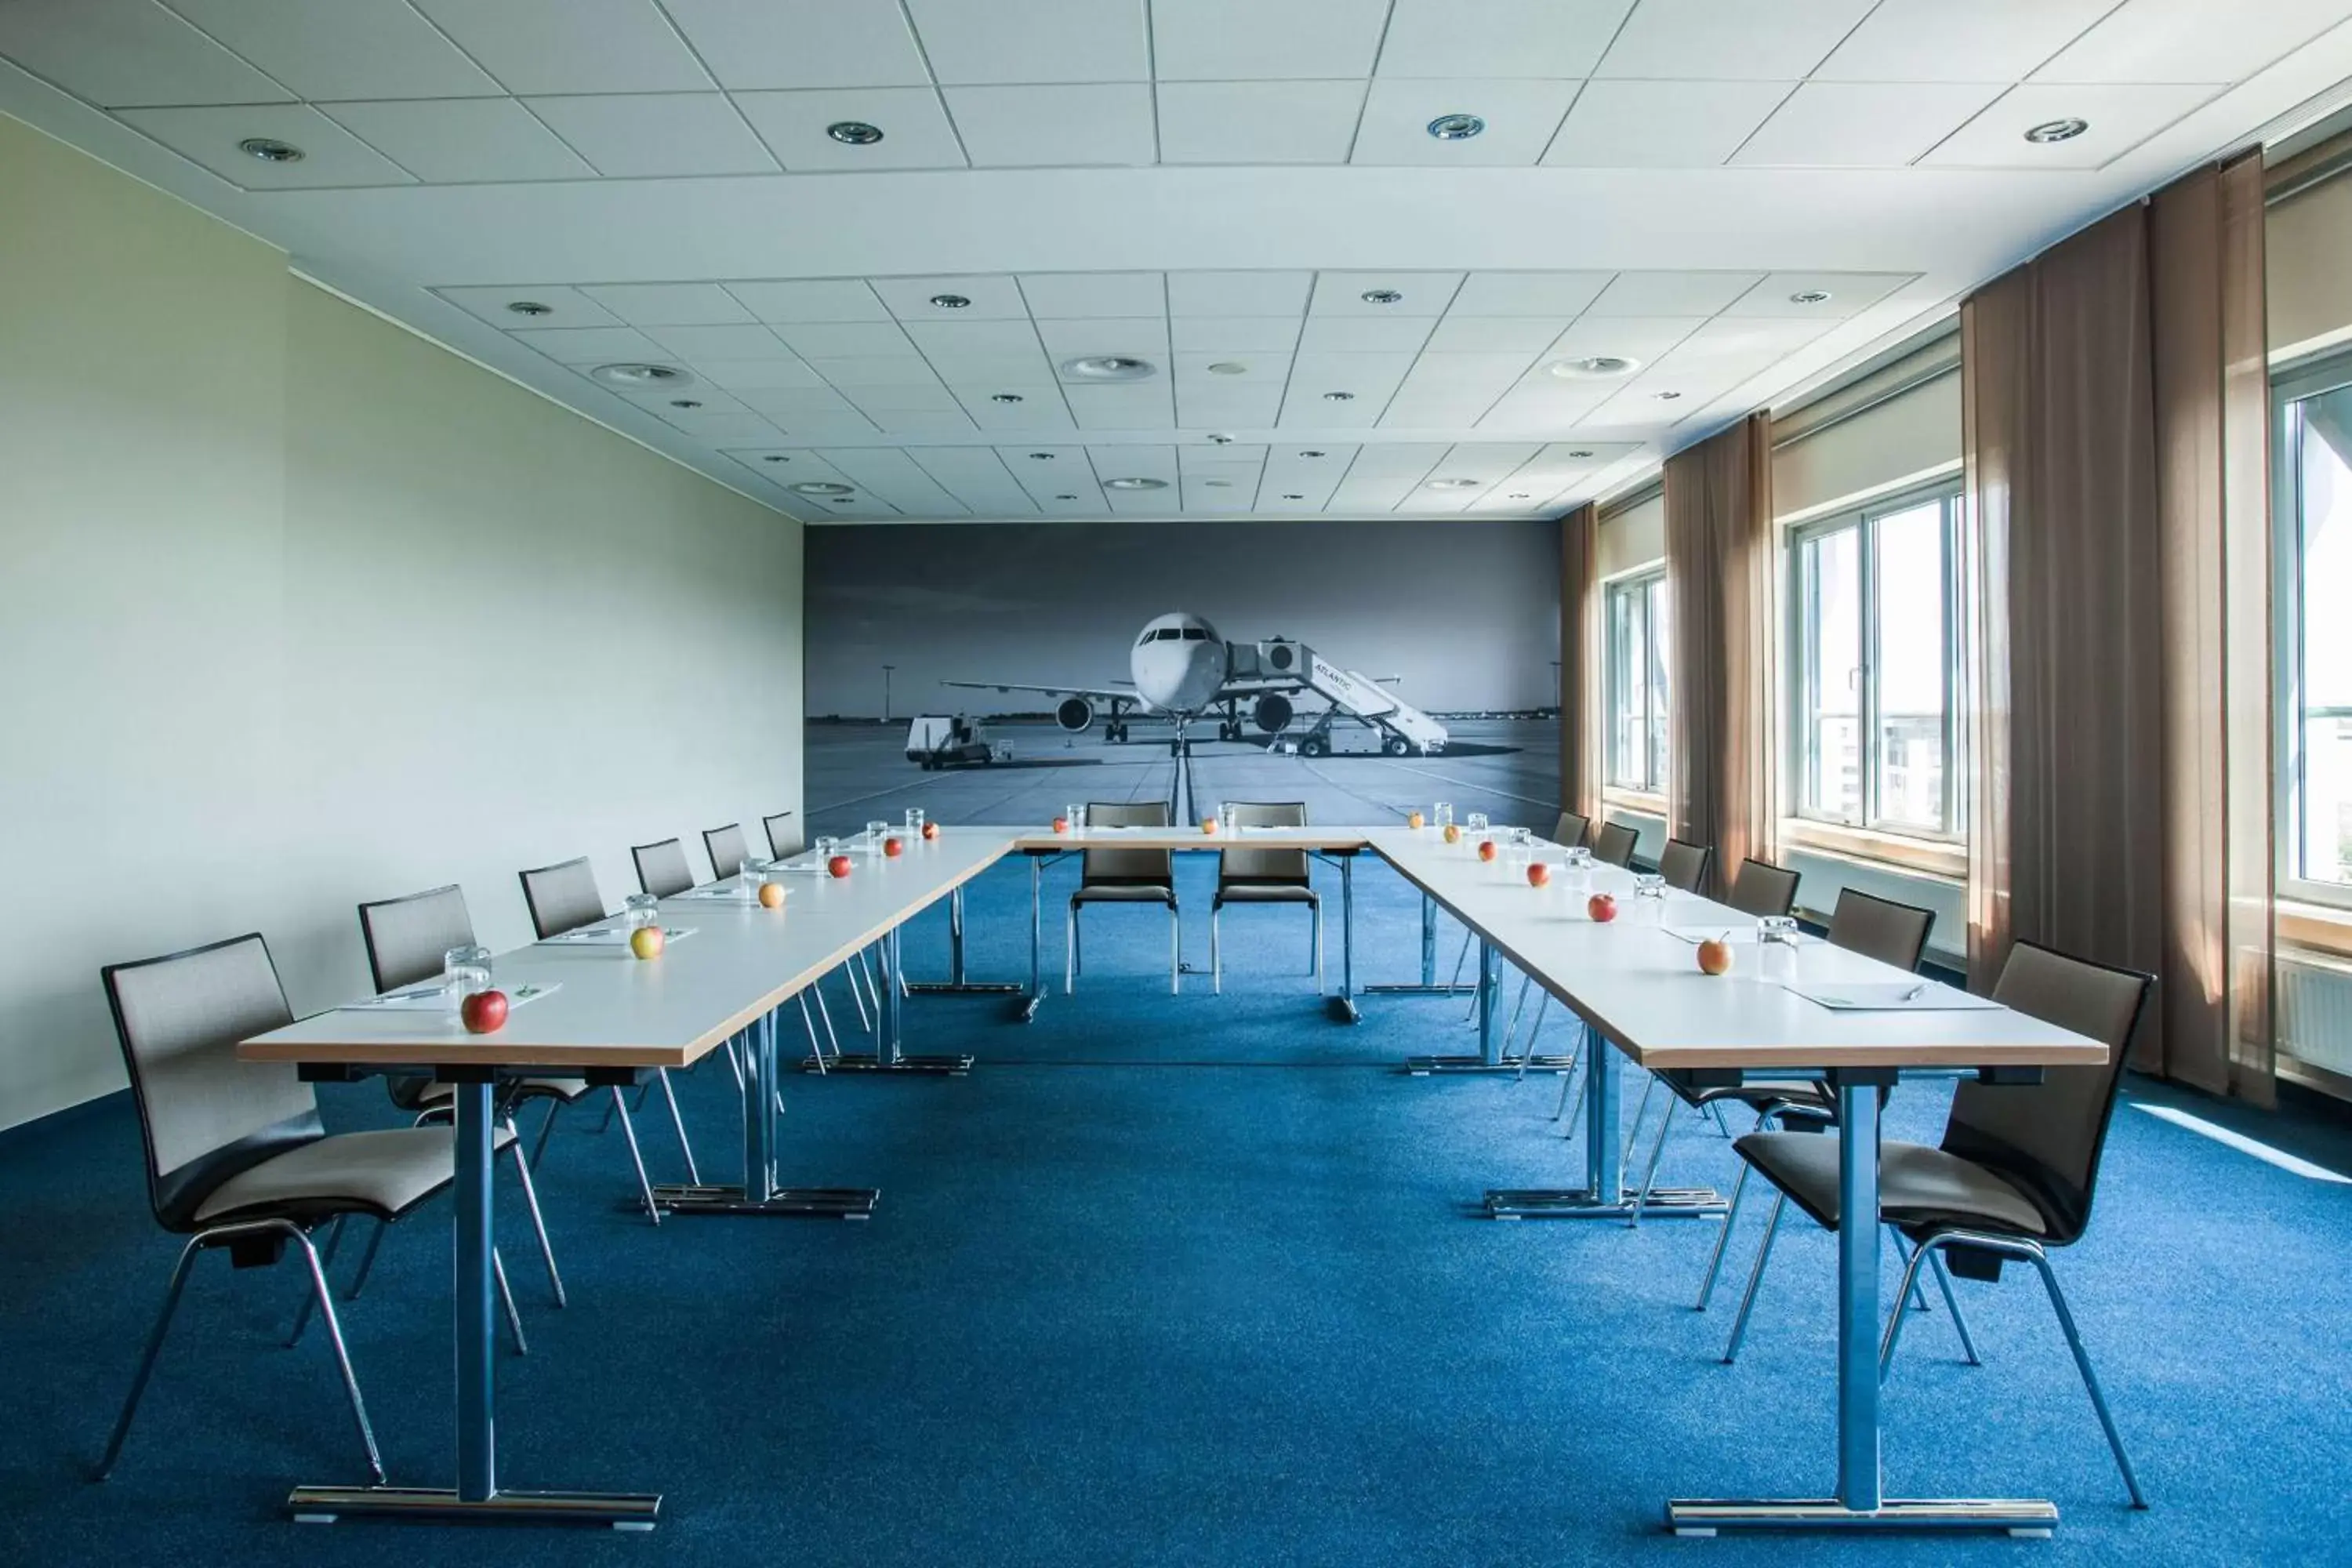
left=2, top=857, right=2349, bottom=1566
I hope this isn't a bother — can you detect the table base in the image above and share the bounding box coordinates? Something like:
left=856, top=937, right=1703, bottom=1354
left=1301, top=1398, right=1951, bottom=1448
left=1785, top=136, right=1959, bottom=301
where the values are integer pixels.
left=800, top=1051, right=972, bottom=1075
left=1403, top=1052, right=1577, bottom=1076
left=651, top=1181, right=877, bottom=1219
left=1664, top=1498, right=2060, bottom=1536
left=286, top=1484, right=662, bottom=1529
left=1484, top=1185, right=1726, bottom=1220
left=1327, top=996, right=1361, bottom=1025
left=904, top=981, right=1025, bottom=996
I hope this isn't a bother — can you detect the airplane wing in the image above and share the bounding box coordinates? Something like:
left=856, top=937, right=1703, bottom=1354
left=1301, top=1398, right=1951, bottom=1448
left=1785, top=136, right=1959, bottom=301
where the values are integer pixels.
left=940, top=679, right=1143, bottom=708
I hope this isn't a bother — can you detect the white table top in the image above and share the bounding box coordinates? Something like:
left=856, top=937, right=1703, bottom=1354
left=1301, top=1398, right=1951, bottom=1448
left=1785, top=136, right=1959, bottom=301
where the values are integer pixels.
left=1368, top=828, right=2104, bottom=1073
left=1012, top=826, right=1373, bottom=852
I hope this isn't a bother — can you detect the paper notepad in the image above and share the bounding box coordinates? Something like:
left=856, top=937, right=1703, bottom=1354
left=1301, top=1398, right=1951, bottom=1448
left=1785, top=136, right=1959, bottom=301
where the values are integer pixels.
left=341, top=981, right=562, bottom=1012
left=1660, top=926, right=1804, bottom=946
left=670, top=884, right=756, bottom=901
left=539, top=924, right=698, bottom=947
left=1785, top=981, right=2000, bottom=1012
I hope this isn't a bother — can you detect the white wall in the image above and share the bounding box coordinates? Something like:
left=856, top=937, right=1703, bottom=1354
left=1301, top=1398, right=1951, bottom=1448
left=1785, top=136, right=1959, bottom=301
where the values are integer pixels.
left=0, top=113, right=804, bottom=1131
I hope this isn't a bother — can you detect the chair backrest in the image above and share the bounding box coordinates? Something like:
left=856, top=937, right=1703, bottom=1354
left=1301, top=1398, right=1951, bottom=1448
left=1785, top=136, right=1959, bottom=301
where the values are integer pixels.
left=1553, top=811, right=1591, bottom=850
left=1942, top=940, right=2154, bottom=1244
left=764, top=811, right=801, bottom=860
left=1592, top=820, right=1638, bottom=868
left=101, top=934, right=321, bottom=1232
left=1218, top=802, right=1308, bottom=887
left=702, top=822, right=750, bottom=880
left=632, top=837, right=695, bottom=898
left=357, top=884, right=474, bottom=993
left=1725, top=857, right=1800, bottom=919
left=1083, top=800, right=1173, bottom=886
left=1658, top=837, right=1713, bottom=895
left=519, top=856, right=606, bottom=939
left=1824, top=887, right=1936, bottom=971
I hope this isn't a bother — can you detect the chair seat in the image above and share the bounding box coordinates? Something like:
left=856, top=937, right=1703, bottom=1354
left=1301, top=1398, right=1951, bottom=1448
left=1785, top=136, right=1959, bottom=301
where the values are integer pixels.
left=1675, top=1075, right=1831, bottom=1114
left=1733, top=1131, right=2049, bottom=1238
left=416, top=1076, right=590, bottom=1108
left=1072, top=884, right=1176, bottom=905
left=194, top=1124, right=514, bottom=1225
left=1214, top=884, right=1318, bottom=906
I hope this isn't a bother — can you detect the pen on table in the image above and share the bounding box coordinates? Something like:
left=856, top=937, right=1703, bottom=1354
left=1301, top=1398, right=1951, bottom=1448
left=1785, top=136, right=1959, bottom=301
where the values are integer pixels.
left=1900, top=982, right=1928, bottom=1002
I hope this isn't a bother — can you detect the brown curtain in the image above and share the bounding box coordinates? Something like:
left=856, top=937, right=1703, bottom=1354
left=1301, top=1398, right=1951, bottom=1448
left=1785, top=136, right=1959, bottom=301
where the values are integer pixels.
left=1663, top=412, right=1776, bottom=898
left=1559, top=503, right=1602, bottom=822
left=1960, top=152, right=2274, bottom=1102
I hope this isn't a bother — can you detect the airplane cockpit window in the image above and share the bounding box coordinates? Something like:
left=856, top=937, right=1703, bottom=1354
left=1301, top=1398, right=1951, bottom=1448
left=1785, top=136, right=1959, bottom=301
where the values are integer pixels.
left=1138, top=631, right=1155, bottom=646
left=1156, top=628, right=1184, bottom=640
left=1180, top=628, right=1208, bottom=640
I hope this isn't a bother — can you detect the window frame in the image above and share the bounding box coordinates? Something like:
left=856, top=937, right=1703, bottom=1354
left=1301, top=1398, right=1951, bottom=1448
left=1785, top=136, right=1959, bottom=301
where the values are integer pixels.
left=1782, top=478, right=1965, bottom=843
left=2273, top=350, right=2352, bottom=912
left=1603, top=566, right=1670, bottom=797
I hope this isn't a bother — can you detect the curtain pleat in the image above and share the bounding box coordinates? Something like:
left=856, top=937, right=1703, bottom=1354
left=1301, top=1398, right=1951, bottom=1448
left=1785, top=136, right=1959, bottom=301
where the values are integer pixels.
left=1559, top=503, right=1602, bottom=822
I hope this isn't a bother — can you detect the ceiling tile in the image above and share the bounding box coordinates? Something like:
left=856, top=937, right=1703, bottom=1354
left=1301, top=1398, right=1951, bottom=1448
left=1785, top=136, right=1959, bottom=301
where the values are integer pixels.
left=615, top=384, right=751, bottom=419
left=321, top=100, right=595, bottom=183
left=808, top=357, right=947, bottom=390
left=862, top=411, right=980, bottom=438
left=1397, top=350, right=1537, bottom=390
left=1018, top=273, right=1167, bottom=319
left=1308, top=272, right=1465, bottom=317
left=114, top=104, right=415, bottom=187
left=1734, top=82, right=2007, bottom=167
left=1375, top=0, right=1635, bottom=78
left=1422, top=316, right=1571, bottom=353
left=436, top=285, right=622, bottom=329
left=411, top=0, right=715, bottom=95
left=869, top=275, right=1032, bottom=321
left=1155, top=81, right=1367, bottom=164
left=692, top=358, right=829, bottom=390
left=734, top=387, right=862, bottom=416
left=997, top=445, right=1103, bottom=507
left=1595, top=0, right=1880, bottom=81
left=0, top=0, right=292, bottom=108
left=1539, top=313, right=1706, bottom=366
left=731, top=448, right=823, bottom=483
left=169, top=0, right=503, bottom=100
left=662, top=0, right=929, bottom=89
left=906, top=0, right=1151, bottom=84
left=903, top=319, right=1048, bottom=358
left=734, top=88, right=967, bottom=171
left=1166, top=271, right=1315, bottom=317
left=1541, top=79, right=1792, bottom=166
left=727, top=280, right=892, bottom=322
left=1173, top=351, right=1291, bottom=386
left=1817, top=0, right=2122, bottom=84
left=1298, top=316, right=1436, bottom=353
left=1257, top=445, right=1355, bottom=509
left=774, top=321, right=923, bottom=358
left=958, top=389, right=1076, bottom=430
left=1379, top=393, right=1504, bottom=430
left=906, top=448, right=1040, bottom=515
left=1064, top=383, right=1178, bottom=429
left=944, top=84, right=1158, bottom=166
left=1091, top=445, right=1181, bottom=512
left=762, top=412, right=881, bottom=437
left=654, top=412, right=780, bottom=445
left=2032, top=0, right=2349, bottom=85
left=1170, top=317, right=1305, bottom=353
left=524, top=94, right=778, bottom=176
left=927, top=354, right=1062, bottom=389
left=1036, top=318, right=1173, bottom=359
left=1584, top=273, right=1762, bottom=316
left=1349, top=78, right=1580, bottom=165
left=582, top=283, right=754, bottom=325
left=825, top=444, right=975, bottom=506
left=1152, top=0, right=1392, bottom=81
left=1447, top=271, right=1615, bottom=317
left=1919, top=82, right=2226, bottom=168
left=511, top=325, right=669, bottom=363
left=1177, top=442, right=1269, bottom=473
left=1280, top=351, right=1417, bottom=422
left=646, top=323, right=795, bottom=359
left=1177, top=387, right=1286, bottom=427
left=1720, top=272, right=1911, bottom=318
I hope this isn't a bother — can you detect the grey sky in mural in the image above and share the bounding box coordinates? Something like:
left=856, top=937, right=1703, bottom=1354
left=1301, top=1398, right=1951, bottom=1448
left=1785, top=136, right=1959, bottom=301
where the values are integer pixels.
left=804, top=518, right=1563, bottom=719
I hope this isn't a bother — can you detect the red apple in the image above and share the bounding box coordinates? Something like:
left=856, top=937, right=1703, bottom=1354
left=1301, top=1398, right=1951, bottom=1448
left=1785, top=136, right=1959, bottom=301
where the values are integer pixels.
left=1527, top=861, right=1551, bottom=887
left=1478, top=839, right=1497, bottom=862
left=630, top=926, right=665, bottom=960
left=920, top=820, right=940, bottom=840
left=827, top=854, right=853, bottom=879
left=1697, top=938, right=1734, bottom=976
left=460, top=989, right=508, bottom=1033
left=1053, top=816, right=1070, bottom=834
left=1587, top=892, right=1617, bottom=923
left=884, top=837, right=904, bottom=858
left=758, top=881, right=786, bottom=909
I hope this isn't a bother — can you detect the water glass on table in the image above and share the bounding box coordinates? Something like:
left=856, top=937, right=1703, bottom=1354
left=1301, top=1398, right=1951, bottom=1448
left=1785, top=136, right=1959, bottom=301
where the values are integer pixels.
left=1067, top=803, right=1084, bottom=834
left=1434, top=802, right=1454, bottom=834
left=1632, top=872, right=1667, bottom=919
left=740, top=856, right=765, bottom=902
left=622, top=892, right=660, bottom=929
left=863, top=820, right=890, bottom=855
left=905, top=807, right=925, bottom=838
left=1757, top=916, right=1802, bottom=985
left=1218, top=803, right=1237, bottom=838
left=441, top=943, right=492, bottom=1007
left=1563, top=845, right=1594, bottom=890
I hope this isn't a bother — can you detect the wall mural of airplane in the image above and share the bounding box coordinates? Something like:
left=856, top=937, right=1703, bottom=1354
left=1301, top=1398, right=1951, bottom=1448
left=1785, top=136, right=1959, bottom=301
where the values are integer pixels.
left=941, top=611, right=1449, bottom=758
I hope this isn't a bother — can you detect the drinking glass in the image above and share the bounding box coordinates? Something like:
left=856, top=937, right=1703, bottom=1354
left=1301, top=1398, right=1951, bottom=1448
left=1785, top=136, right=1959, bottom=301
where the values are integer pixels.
left=864, top=820, right=890, bottom=854
left=1757, top=916, right=1802, bottom=985
left=1219, top=803, right=1238, bottom=837
left=442, top=943, right=492, bottom=1007
left=740, top=855, right=764, bottom=901
left=623, top=892, right=660, bottom=929
left=1632, top=873, right=1667, bottom=920
left=814, top=834, right=839, bottom=862
left=1563, top=846, right=1594, bottom=890
left=1066, top=803, right=1084, bottom=833
left=905, top=807, right=925, bottom=838
left=1434, top=802, right=1454, bottom=833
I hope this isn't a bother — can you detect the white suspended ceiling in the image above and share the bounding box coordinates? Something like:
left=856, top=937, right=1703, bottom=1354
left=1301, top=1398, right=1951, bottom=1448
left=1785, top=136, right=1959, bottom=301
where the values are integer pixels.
left=1, top=0, right=2349, bottom=522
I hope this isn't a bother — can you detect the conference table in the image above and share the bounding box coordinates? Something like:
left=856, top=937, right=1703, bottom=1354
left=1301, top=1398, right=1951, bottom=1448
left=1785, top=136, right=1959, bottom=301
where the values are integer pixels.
left=237, top=819, right=2106, bottom=1537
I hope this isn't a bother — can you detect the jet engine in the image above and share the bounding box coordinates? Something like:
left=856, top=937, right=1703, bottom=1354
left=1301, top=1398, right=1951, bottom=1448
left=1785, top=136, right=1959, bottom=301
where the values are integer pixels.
left=1252, top=692, right=1294, bottom=735
left=1054, top=696, right=1095, bottom=733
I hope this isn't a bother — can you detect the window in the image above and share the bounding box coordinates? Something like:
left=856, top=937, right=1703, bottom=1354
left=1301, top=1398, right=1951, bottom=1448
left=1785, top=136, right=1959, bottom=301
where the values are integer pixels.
left=2276, top=361, right=2352, bottom=905
left=1787, top=483, right=1962, bottom=838
left=1606, top=569, right=1670, bottom=794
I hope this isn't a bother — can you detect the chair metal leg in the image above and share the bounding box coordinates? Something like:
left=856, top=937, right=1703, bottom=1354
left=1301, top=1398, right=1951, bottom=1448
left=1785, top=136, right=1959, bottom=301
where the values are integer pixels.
left=507, top=1121, right=566, bottom=1308
left=1695, top=1162, right=1751, bottom=1310
left=1169, top=903, right=1180, bottom=995
left=290, top=1222, right=387, bottom=1485
left=655, top=1068, right=700, bottom=1186
left=612, top=1086, right=661, bottom=1225
left=492, top=1247, right=527, bottom=1357
left=800, top=994, right=829, bottom=1074
left=1446, top=924, right=1474, bottom=999
left=1721, top=1192, right=1785, bottom=1364
left=1629, top=1097, right=1679, bottom=1229
left=723, top=1036, right=746, bottom=1095
left=811, top=985, right=842, bottom=1059
left=1065, top=904, right=1078, bottom=993
left=1312, top=898, right=1324, bottom=988
left=1889, top=1228, right=1933, bottom=1313
left=1498, top=973, right=1534, bottom=1063
left=1926, top=1249, right=1980, bottom=1363
left=529, top=1097, right=561, bottom=1170
left=344, top=1218, right=389, bottom=1301
left=285, top=1214, right=347, bottom=1348
left=1512, top=993, right=1552, bottom=1079
left=843, top=960, right=873, bottom=1034
left=96, top=1236, right=201, bottom=1480
left=854, top=949, right=883, bottom=1023
left=1556, top=1034, right=1592, bottom=1130
left=1552, top=1029, right=1587, bottom=1120
left=1621, top=1073, right=1658, bottom=1170
left=2031, top=1250, right=2146, bottom=1507
left=1211, top=904, right=1221, bottom=994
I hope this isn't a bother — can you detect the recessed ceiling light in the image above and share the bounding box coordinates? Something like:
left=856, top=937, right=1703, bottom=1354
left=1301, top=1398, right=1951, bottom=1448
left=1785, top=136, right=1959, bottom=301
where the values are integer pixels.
left=1105, top=477, right=1168, bottom=492
left=1054, top=493, right=1078, bottom=501
left=1549, top=355, right=1640, bottom=380
left=669, top=398, right=702, bottom=409
left=928, top=292, right=972, bottom=309
left=1653, top=390, right=1683, bottom=401
left=826, top=121, right=884, bottom=146
left=761, top=455, right=790, bottom=463
left=238, top=136, right=303, bottom=164
left=1027, top=452, right=1055, bottom=461
left=1566, top=448, right=1593, bottom=459
left=1425, top=114, right=1486, bottom=142
left=1359, top=289, right=1404, bottom=306
left=1062, top=354, right=1156, bottom=381
left=505, top=299, right=553, bottom=317
left=1207, top=361, right=1248, bottom=376
left=829, top=498, right=852, bottom=506
left=1323, top=391, right=1355, bottom=402
left=1428, top=478, right=1482, bottom=491
left=1204, top=479, right=1233, bottom=488
left=1508, top=493, right=1532, bottom=500
left=1207, top=433, right=1236, bottom=445
left=989, top=392, right=1023, bottom=404
left=1788, top=289, right=1833, bottom=306
left=1298, top=449, right=1327, bottom=459
left=1282, top=493, right=1305, bottom=500
left=590, top=362, right=692, bottom=388
left=791, top=481, right=854, bottom=497
left=2024, top=118, right=2089, bottom=144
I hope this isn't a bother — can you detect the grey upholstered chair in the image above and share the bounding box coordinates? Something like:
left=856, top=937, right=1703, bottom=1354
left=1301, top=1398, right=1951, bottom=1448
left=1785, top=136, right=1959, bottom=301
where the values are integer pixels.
left=1210, top=802, right=1321, bottom=993
left=1658, top=837, right=1713, bottom=895
left=702, top=822, right=752, bottom=882
left=631, top=838, right=695, bottom=899
left=763, top=811, right=800, bottom=860
left=1719, top=940, right=2154, bottom=1506
left=1592, top=819, right=1639, bottom=868
left=1067, top=800, right=1180, bottom=994
left=1726, top=857, right=1801, bottom=918
left=1826, top=887, right=1936, bottom=971
left=1553, top=811, right=1592, bottom=850
left=516, top=857, right=699, bottom=1216
left=96, top=934, right=527, bottom=1483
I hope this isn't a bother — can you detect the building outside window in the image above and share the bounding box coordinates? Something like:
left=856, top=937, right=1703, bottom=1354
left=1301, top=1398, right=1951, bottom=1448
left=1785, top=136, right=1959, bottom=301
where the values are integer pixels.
left=1606, top=568, right=1670, bottom=795
left=2276, top=360, right=2352, bottom=905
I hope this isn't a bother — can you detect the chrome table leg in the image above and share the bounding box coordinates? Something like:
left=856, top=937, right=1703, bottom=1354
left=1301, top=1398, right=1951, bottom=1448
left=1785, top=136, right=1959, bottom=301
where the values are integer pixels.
left=1016, top=852, right=1047, bottom=1022
left=906, top=885, right=1022, bottom=995
left=1485, top=1046, right=1725, bottom=1220
left=811, top=924, right=973, bottom=1073
left=1325, top=851, right=1362, bottom=1023
left=662, top=1011, right=880, bottom=1218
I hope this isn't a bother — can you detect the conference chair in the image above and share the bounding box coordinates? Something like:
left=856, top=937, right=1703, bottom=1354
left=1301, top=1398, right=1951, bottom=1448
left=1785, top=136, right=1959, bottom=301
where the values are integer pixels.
left=722, top=816, right=886, bottom=1034
left=517, top=857, right=699, bottom=1216
left=1659, top=837, right=1713, bottom=895
left=1209, top=802, right=1322, bottom=993
left=1068, top=800, right=1180, bottom=994
left=1725, top=857, right=1801, bottom=919
left=747, top=815, right=855, bottom=1067
left=1826, top=886, right=1936, bottom=971
left=96, top=934, right=526, bottom=1483
left=1718, top=940, right=2154, bottom=1506
left=355, top=885, right=567, bottom=1305
left=631, top=837, right=695, bottom=899
left=1553, top=811, right=1592, bottom=850
left=762, top=810, right=797, bottom=861
left=1592, top=819, right=1639, bottom=868
left=702, top=822, right=752, bottom=883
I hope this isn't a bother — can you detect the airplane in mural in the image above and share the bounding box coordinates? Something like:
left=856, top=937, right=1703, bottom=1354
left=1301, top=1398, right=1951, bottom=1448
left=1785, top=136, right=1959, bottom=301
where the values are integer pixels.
left=942, top=611, right=1449, bottom=758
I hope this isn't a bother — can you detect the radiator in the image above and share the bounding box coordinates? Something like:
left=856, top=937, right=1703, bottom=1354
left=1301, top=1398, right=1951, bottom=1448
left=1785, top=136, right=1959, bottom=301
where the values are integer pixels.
left=2279, top=950, right=2352, bottom=1079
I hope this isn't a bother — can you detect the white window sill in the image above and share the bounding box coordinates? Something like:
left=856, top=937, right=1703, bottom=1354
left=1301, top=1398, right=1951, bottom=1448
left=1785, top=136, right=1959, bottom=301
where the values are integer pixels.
left=1778, top=818, right=1965, bottom=884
